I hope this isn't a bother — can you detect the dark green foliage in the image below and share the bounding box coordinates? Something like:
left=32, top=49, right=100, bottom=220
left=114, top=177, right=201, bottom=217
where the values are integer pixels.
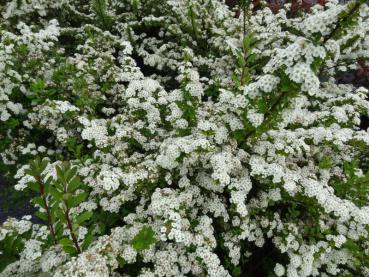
left=131, top=226, right=157, bottom=251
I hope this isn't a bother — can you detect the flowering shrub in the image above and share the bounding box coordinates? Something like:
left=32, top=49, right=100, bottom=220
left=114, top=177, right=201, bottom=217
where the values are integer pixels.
left=1, top=0, right=369, bottom=276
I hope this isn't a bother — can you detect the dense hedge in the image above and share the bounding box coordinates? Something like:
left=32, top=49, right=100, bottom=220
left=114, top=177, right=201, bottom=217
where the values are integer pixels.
left=1, top=0, right=369, bottom=276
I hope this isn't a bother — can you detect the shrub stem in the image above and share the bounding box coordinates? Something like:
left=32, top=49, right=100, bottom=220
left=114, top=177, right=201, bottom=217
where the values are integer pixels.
left=63, top=181, right=81, bottom=254
left=36, top=176, right=57, bottom=244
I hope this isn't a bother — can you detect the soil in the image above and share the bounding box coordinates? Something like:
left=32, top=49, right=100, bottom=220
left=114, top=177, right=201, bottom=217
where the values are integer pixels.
left=0, top=176, right=36, bottom=223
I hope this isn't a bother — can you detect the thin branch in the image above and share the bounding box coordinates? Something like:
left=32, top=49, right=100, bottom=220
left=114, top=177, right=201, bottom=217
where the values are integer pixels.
left=65, top=209, right=81, bottom=254
left=36, top=176, right=57, bottom=244
left=63, top=181, right=81, bottom=254
left=243, top=2, right=247, bottom=37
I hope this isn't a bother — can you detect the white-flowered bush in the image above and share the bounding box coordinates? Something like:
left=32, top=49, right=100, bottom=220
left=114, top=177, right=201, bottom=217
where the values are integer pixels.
left=1, top=0, right=369, bottom=276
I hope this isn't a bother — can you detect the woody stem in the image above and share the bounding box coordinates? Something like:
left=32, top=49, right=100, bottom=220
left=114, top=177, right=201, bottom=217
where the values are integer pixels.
left=36, top=176, right=57, bottom=244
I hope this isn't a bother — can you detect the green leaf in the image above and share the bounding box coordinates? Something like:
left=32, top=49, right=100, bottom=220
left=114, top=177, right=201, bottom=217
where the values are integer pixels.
left=30, top=79, right=45, bottom=93
left=65, top=166, right=78, bottom=182
left=75, top=211, right=93, bottom=224
left=44, top=175, right=53, bottom=186
left=6, top=118, right=20, bottom=128
left=319, top=156, right=332, bottom=169
left=59, top=235, right=78, bottom=256
left=35, top=211, right=47, bottom=221
left=68, top=176, right=81, bottom=193
left=17, top=44, right=28, bottom=56
left=59, top=237, right=74, bottom=247
left=239, top=0, right=251, bottom=9
left=24, top=168, right=34, bottom=176
left=56, top=165, right=64, bottom=180
left=68, top=192, right=88, bottom=207
left=55, top=222, right=65, bottom=236
left=81, top=233, right=94, bottom=250
left=63, top=193, right=73, bottom=202
left=50, top=187, right=63, bottom=201
left=61, top=245, right=78, bottom=256
left=92, top=0, right=113, bottom=29
left=31, top=196, right=45, bottom=208
left=27, top=181, right=40, bottom=192
left=40, top=159, right=49, bottom=172
left=117, top=256, right=126, bottom=268
left=55, top=209, right=66, bottom=222
left=131, top=226, right=157, bottom=251
left=343, top=239, right=360, bottom=253
left=242, top=34, right=251, bottom=49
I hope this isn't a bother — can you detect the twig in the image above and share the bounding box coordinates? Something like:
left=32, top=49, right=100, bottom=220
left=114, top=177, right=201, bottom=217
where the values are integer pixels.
left=36, top=176, right=57, bottom=244
left=63, top=181, right=81, bottom=254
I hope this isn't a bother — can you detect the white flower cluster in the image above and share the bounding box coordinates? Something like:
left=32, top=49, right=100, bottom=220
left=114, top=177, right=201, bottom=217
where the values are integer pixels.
left=0, top=216, right=32, bottom=243
left=300, top=1, right=345, bottom=36
left=80, top=119, right=109, bottom=148
left=264, top=39, right=324, bottom=95
left=0, top=19, right=59, bottom=122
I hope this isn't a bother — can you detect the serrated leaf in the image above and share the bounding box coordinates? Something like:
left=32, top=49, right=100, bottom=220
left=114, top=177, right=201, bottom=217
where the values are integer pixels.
left=131, top=226, right=157, bottom=251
